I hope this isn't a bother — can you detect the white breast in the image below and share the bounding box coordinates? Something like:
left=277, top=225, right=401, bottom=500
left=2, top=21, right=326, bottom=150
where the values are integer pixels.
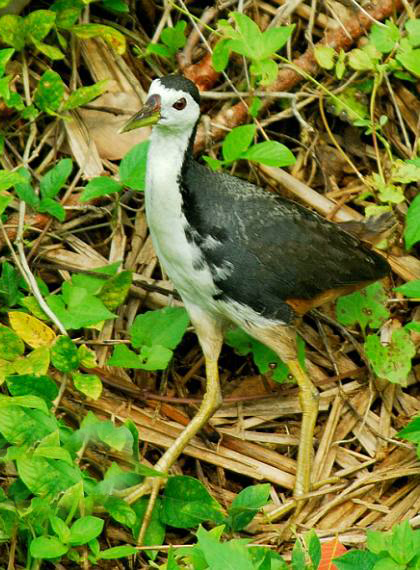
left=145, top=128, right=217, bottom=306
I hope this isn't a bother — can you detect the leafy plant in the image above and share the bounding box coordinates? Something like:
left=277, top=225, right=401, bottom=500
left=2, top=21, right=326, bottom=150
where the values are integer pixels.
left=147, top=20, right=187, bottom=59
left=212, top=12, right=294, bottom=85
left=204, top=124, right=295, bottom=171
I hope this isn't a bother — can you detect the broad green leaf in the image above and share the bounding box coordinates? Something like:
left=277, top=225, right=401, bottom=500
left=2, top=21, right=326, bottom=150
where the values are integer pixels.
left=25, top=10, right=56, bottom=42
left=51, top=0, right=83, bottom=29
left=14, top=167, right=39, bottom=209
left=131, top=498, right=165, bottom=559
left=80, top=176, right=121, bottom=202
left=33, top=40, right=65, bottom=60
left=63, top=80, right=108, bottom=110
left=161, top=475, right=223, bottom=529
left=397, top=416, right=420, bottom=442
left=70, top=23, right=126, bottom=54
left=196, top=526, right=254, bottom=570
left=72, top=372, right=102, bottom=399
left=6, top=374, right=58, bottom=402
left=20, top=296, right=49, bottom=320
left=69, top=516, right=104, bottom=545
left=12, top=346, right=50, bottom=377
left=16, top=453, right=81, bottom=497
left=242, top=140, right=295, bottom=167
left=98, top=544, right=137, bottom=559
left=97, top=270, right=132, bottom=310
left=0, top=261, right=19, bottom=307
left=0, top=75, right=10, bottom=100
left=307, top=530, right=321, bottom=569
left=0, top=324, right=24, bottom=361
left=0, top=15, right=25, bottom=50
left=404, top=194, right=420, bottom=249
left=0, top=48, right=14, bottom=77
left=348, top=48, right=376, bottom=70
left=104, top=497, right=137, bottom=526
left=397, top=47, right=420, bottom=77
left=406, top=19, right=420, bottom=47
left=107, top=344, right=144, bottom=368
left=30, top=536, right=68, bottom=559
left=131, top=307, right=189, bottom=350
left=46, top=289, right=116, bottom=329
left=260, top=26, right=294, bottom=59
left=365, top=328, right=415, bottom=386
left=251, top=57, right=278, bottom=85
left=147, top=43, right=172, bottom=58
left=8, top=311, right=56, bottom=348
left=38, top=197, right=66, bottom=221
left=96, top=420, right=133, bottom=451
left=334, top=550, right=385, bottom=570
left=212, top=38, right=231, bottom=71
left=336, top=282, right=389, bottom=331
left=222, top=124, right=256, bottom=163
left=137, top=344, right=173, bottom=370
left=369, top=21, right=400, bottom=53
left=50, top=515, right=71, bottom=544
left=51, top=336, right=80, bottom=372
left=34, top=445, right=72, bottom=465
left=0, top=169, right=25, bottom=191
left=0, top=402, right=55, bottom=445
left=291, top=539, right=306, bottom=570
left=366, top=529, right=388, bottom=554
left=394, top=279, right=420, bottom=298
left=102, top=0, right=129, bottom=13
left=231, top=12, right=263, bottom=59
left=160, top=20, right=187, bottom=55
left=227, top=484, right=270, bottom=531
left=34, top=70, right=65, bottom=113
left=314, top=45, right=336, bottom=69
left=93, top=462, right=145, bottom=496
left=40, top=158, right=73, bottom=199
left=119, top=141, right=149, bottom=191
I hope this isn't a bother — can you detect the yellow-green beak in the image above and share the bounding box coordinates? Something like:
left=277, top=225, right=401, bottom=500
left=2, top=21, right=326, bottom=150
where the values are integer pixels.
left=120, top=94, right=161, bottom=133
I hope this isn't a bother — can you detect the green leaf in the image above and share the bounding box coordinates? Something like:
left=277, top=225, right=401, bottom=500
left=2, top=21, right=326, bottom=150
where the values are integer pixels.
left=80, top=176, right=121, bottom=202
left=16, top=453, right=81, bottom=497
left=51, top=0, right=83, bottom=29
left=12, top=346, right=50, bottom=378
left=30, top=536, right=68, bottom=559
left=404, top=194, right=420, bottom=249
left=69, top=516, right=104, bottom=546
left=161, top=20, right=187, bottom=55
left=222, top=125, right=256, bottom=162
left=291, top=539, right=306, bottom=570
left=0, top=324, right=24, bottom=361
left=96, top=420, right=133, bottom=451
left=63, top=80, right=108, bottom=110
left=242, top=140, right=295, bottom=167
left=102, top=0, right=130, bottom=13
left=34, top=70, right=65, bottom=113
left=40, top=158, right=72, bottom=199
left=25, top=10, right=56, bottom=42
left=196, top=526, right=254, bottom=570
left=369, top=21, right=400, bottom=53
left=397, top=47, right=420, bottom=77
left=98, top=544, right=137, bottom=559
left=38, top=197, right=66, bottom=221
left=119, top=141, right=149, bottom=191
left=231, top=12, right=263, bottom=59
left=50, top=515, right=71, bottom=544
left=33, top=40, right=65, bottom=60
left=6, top=374, right=59, bottom=402
left=131, top=498, right=165, bottom=558
left=104, top=496, right=137, bottom=526
left=348, top=48, right=376, bottom=71
left=97, top=270, right=132, bottom=310
left=336, top=282, right=389, bottom=331
left=314, top=45, right=336, bottom=69
left=260, top=26, right=294, bottom=59
left=46, top=288, right=116, bottom=329
left=394, top=279, right=420, bottom=298
left=0, top=169, right=25, bottom=191
left=107, top=344, right=144, bottom=368
left=14, top=167, right=39, bottom=209
left=227, top=484, right=270, bottom=531
left=51, top=336, right=80, bottom=372
left=365, top=328, right=415, bottom=386
left=147, top=43, right=172, bottom=58
left=70, top=23, right=126, bottom=54
left=406, top=19, right=420, bottom=47
left=334, top=550, right=378, bottom=570
left=34, top=445, right=72, bottom=465
left=131, top=307, right=189, bottom=350
left=212, top=38, right=231, bottom=71
left=73, top=372, right=102, bottom=400
left=307, top=530, right=321, bottom=569
left=0, top=48, right=14, bottom=77
left=0, top=15, right=25, bottom=50
left=397, top=416, right=420, bottom=442
left=161, top=475, right=223, bottom=528
left=137, top=344, right=174, bottom=370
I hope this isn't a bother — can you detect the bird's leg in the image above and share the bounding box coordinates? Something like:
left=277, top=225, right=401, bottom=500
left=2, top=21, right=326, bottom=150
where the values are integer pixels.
left=134, top=309, right=224, bottom=545
left=286, top=358, right=319, bottom=503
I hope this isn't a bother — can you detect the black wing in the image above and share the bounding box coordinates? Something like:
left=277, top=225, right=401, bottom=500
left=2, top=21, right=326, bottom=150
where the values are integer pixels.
left=181, top=160, right=389, bottom=323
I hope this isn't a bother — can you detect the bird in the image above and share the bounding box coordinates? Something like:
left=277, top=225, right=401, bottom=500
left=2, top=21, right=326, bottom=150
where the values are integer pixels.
left=121, top=74, right=390, bottom=540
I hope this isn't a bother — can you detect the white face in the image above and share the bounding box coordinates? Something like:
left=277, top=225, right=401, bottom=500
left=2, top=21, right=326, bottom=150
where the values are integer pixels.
left=149, top=78, right=200, bottom=131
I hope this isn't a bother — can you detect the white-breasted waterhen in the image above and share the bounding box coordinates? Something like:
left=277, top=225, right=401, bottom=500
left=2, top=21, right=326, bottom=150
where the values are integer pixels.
left=121, top=75, right=390, bottom=540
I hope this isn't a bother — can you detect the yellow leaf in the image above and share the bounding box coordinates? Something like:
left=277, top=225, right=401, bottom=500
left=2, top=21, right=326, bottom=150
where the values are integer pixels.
left=13, top=346, right=50, bottom=376
left=8, top=311, right=56, bottom=348
left=0, top=359, right=13, bottom=384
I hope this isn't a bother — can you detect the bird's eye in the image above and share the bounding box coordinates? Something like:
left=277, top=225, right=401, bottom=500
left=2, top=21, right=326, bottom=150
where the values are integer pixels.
left=173, top=97, right=186, bottom=110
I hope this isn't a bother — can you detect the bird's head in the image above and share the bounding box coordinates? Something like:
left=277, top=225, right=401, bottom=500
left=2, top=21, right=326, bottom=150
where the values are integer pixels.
left=121, top=75, right=201, bottom=133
